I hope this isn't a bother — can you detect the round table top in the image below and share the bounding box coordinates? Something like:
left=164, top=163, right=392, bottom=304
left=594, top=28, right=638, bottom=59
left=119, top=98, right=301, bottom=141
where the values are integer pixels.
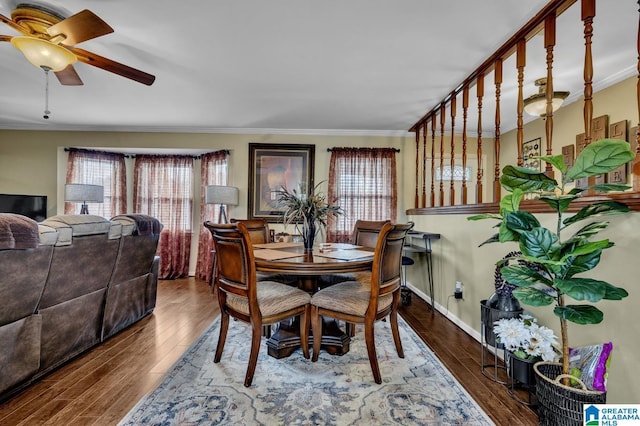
left=254, top=242, right=374, bottom=276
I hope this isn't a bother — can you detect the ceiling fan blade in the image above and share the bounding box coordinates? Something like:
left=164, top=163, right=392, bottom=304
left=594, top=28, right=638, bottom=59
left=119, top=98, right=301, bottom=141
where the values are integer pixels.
left=55, top=65, right=84, bottom=86
left=47, top=9, right=113, bottom=46
left=0, top=12, right=28, bottom=34
left=0, top=34, right=12, bottom=42
left=71, top=46, right=156, bottom=86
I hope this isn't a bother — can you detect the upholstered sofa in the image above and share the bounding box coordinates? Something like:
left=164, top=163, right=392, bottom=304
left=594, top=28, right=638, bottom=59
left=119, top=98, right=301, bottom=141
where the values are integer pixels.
left=0, top=213, right=162, bottom=401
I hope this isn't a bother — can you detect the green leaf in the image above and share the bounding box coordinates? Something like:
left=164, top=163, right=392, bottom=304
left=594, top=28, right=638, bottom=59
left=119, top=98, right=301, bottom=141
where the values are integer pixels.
left=563, top=201, right=630, bottom=226
left=468, top=213, right=502, bottom=221
left=504, top=211, right=540, bottom=234
left=601, top=283, right=629, bottom=300
left=560, top=250, right=602, bottom=278
left=513, top=286, right=555, bottom=306
left=500, top=165, right=558, bottom=193
left=519, top=227, right=558, bottom=260
left=560, top=239, right=610, bottom=261
left=554, top=305, right=604, bottom=325
left=588, top=183, right=632, bottom=193
left=555, top=278, right=607, bottom=302
left=566, top=139, right=634, bottom=180
left=498, top=222, right=519, bottom=243
left=567, top=221, right=610, bottom=241
left=501, top=264, right=553, bottom=287
left=538, top=194, right=579, bottom=213
left=500, top=189, right=523, bottom=215
left=478, top=233, right=500, bottom=247
left=539, top=154, right=568, bottom=174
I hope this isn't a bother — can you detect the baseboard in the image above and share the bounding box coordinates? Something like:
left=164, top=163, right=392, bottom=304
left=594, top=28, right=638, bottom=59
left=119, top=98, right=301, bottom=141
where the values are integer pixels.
left=405, top=283, right=481, bottom=343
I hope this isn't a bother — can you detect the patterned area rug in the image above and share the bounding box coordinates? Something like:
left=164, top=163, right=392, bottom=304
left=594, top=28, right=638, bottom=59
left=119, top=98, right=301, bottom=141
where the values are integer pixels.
left=119, top=316, right=494, bottom=425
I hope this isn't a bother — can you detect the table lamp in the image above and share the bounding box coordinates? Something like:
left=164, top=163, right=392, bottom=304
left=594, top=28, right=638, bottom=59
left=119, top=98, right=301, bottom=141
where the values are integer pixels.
left=205, top=185, right=239, bottom=223
left=64, top=184, right=104, bottom=214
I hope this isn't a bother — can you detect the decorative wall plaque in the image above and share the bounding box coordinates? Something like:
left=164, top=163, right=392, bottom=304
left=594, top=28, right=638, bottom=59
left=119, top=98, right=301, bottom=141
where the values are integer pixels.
left=522, top=138, right=542, bottom=171
left=562, top=145, right=575, bottom=170
left=592, top=115, right=609, bottom=186
left=607, top=120, right=628, bottom=184
left=574, top=133, right=588, bottom=188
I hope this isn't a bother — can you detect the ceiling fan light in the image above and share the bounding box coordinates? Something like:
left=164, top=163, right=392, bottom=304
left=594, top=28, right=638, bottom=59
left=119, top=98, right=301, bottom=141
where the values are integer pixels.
left=523, top=78, right=569, bottom=117
left=11, top=36, right=77, bottom=72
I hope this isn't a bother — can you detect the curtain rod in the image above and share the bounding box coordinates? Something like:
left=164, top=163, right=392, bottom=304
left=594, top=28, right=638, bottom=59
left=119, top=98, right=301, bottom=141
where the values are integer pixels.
left=64, top=148, right=230, bottom=159
left=327, top=147, right=400, bottom=152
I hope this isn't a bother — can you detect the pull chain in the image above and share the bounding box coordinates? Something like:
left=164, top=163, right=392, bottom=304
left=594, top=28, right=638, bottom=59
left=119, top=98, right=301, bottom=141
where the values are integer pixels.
left=42, top=66, right=51, bottom=119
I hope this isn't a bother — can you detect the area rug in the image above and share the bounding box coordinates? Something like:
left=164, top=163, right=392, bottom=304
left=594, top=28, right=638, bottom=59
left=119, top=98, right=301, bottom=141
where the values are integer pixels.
left=119, top=316, right=494, bottom=425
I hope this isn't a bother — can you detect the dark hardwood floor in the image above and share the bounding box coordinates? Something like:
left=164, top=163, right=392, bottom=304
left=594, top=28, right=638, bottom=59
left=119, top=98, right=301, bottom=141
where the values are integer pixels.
left=0, top=278, right=538, bottom=425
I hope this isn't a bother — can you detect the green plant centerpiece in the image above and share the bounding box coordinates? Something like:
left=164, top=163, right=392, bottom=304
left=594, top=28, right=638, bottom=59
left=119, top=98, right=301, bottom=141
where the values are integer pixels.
left=469, top=138, right=633, bottom=378
left=277, top=181, right=342, bottom=251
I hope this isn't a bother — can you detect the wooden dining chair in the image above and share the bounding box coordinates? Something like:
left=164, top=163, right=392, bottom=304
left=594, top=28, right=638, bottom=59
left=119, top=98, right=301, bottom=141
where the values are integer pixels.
left=310, top=222, right=414, bottom=384
left=204, top=221, right=311, bottom=387
left=319, top=219, right=390, bottom=288
left=229, top=218, right=298, bottom=285
left=229, top=218, right=271, bottom=244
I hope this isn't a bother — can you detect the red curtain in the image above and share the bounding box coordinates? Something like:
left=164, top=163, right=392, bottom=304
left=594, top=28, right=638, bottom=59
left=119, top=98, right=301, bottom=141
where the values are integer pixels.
left=327, top=148, right=397, bottom=242
left=195, top=151, right=229, bottom=281
left=65, top=149, right=127, bottom=217
left=134, top=155, right=194, bottom=279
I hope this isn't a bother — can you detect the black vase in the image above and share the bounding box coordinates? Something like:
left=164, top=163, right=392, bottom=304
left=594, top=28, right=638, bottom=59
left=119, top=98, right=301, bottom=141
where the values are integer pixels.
left=487, top=292, right=522, bottom=312
left=481, top=292, right=523, bottom=347
left=303, top=219, right=316, bottom=251
left=507, top=352, right=537, bottom=386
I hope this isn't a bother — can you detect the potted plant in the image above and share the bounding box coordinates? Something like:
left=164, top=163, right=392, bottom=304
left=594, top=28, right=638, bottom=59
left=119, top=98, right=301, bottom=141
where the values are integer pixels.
left=469, top=138, right=633, bottom=423
left=494, top=314, right=558, bottom=385
left=276, top=181, right=342, bottom=251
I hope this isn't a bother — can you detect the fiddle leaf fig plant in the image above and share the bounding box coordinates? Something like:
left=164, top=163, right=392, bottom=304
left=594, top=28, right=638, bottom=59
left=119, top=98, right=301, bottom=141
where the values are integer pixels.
left=469, top=138, right=633, bottom=377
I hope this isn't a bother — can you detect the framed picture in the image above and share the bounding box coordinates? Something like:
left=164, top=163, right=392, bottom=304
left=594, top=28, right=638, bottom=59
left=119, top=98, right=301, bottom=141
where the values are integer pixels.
left=522, top=138, right=542, bottom=171
left=248, top=143, right=315, bottom=222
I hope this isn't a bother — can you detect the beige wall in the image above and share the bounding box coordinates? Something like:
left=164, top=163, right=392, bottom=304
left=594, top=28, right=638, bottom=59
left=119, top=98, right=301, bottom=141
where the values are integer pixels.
left=0, top=76, right=637, bottom=403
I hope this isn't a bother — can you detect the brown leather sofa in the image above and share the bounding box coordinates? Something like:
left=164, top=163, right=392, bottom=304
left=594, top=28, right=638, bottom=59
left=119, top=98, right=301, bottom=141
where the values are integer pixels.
left=0, top=213, right=162, bottom=401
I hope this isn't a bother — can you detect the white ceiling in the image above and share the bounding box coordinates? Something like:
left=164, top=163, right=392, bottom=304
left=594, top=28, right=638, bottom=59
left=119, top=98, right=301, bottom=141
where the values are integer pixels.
left=0, top=0, right=636, bottom=136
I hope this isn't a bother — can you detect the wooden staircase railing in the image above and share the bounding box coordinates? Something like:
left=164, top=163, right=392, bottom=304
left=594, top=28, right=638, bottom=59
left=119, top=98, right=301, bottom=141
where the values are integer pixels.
left=407, top=0, right=640, bottom=215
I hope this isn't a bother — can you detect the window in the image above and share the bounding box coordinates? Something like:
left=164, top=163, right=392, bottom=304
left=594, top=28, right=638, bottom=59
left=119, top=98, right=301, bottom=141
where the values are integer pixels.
left=196, top=151, right=229, bottom=281
left=65, top=149, right=126, bottom=217
left=134, top=154, right=194, bottom=279
left=327, top=148, right=397, bottom=242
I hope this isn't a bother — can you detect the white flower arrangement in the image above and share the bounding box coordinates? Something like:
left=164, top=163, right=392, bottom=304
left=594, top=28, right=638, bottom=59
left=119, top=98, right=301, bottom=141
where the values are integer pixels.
left=493, top=314, right=558, bottom=361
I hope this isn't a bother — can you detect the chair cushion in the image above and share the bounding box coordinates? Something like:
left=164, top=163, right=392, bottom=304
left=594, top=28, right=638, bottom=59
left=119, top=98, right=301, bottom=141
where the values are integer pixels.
left=226, top=281, right=310, bottom=318
left=310, top=281, right=392, bottom=317
left=42, top=215, right=121, bottom=245
left=38, top=224, right=59, bottom=246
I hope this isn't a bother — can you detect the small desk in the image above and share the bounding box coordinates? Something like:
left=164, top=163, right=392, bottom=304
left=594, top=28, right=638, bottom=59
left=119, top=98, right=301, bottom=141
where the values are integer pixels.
left=254, top=242, right=374, bottom=358
left=402, top=230, right=440, bottom=309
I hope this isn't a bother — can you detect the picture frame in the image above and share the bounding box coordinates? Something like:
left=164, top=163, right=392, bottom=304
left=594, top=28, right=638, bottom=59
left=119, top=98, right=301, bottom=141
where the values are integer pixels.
left=248, top=143, right=315, bottom=222
left=522, top=137, right=542, bottom=171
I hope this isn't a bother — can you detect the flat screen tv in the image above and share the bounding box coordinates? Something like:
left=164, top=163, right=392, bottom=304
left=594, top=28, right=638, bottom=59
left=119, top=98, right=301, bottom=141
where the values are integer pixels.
left=0, top=193, right=48, bottom=222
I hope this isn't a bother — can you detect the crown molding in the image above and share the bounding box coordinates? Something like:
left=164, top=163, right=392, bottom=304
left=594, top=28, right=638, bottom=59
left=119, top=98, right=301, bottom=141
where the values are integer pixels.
left=0, top=124, right=413, bottom=138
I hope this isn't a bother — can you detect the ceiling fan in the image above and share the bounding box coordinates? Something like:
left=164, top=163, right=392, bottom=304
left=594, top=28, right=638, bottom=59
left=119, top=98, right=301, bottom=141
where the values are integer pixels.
left=0, top=3, right=155, bottom=86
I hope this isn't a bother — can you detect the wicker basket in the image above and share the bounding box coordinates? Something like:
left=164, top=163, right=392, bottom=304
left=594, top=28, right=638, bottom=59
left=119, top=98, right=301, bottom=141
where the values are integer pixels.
left=534, top=362, right=606, bottom=426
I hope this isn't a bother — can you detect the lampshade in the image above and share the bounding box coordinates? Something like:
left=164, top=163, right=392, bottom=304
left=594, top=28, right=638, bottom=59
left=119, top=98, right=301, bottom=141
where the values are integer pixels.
left=11, top=36, right=77, bottom=72
left=523, top=78, right=569, bottom=117
left=64, top=184, right=104, bottom=203
left=205, top=186, right=239, bottom=206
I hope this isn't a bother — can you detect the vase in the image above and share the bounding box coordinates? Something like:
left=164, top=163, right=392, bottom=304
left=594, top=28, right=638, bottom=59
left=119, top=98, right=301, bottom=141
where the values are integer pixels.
left=534, top=362, right=606, bottom=426
left=480, top=293, right=522, bottom=347
left=303, top=218, right=316, bottom=251
left=507, top=352, right=537, bottom=386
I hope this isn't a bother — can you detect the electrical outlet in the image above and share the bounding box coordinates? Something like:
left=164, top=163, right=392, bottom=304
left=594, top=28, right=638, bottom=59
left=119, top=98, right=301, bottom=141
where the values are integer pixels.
left=454, top=281, right=463, bottom=299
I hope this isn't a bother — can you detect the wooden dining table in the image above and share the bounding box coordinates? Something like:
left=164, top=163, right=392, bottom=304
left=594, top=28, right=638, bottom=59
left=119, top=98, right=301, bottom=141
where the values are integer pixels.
left=253, top=242, right=374, bottom=359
